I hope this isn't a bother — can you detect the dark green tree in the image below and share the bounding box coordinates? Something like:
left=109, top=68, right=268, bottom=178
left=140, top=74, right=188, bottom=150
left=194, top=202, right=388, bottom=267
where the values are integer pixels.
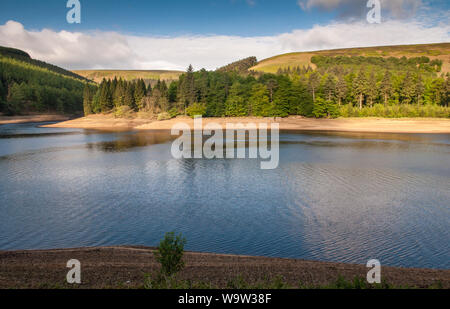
left=335, top=75, right=347, bottom=106
left=416, top=73, right=424, bottom=106
left=124, top=82, right=136, bottom=110
left=83, top=83, right=93, bottom=115
left=154, top=232, right=187, bottom=277
left=266, top=79, right=278, bottom=102
left=225, top=82, right=248, bottom=117
left=381, top=71, right=393, bottom=106
left=134, top=79, right=147, bottom=110
left=354, top=69, right=368, bottom=109
left=324, top=74, right=336, bottom=102
left=401, top=72, right=416, bottom=104
left=168, top=81, right=178, bottom=105
left=248, top=83, right=271, bottom=116
left=366, top=71, right=378, bottom=107
left=308, top=72, right=320, bottom=102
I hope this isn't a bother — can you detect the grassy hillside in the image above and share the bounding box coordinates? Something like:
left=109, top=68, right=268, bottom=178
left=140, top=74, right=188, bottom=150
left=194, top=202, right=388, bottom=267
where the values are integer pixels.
left=73, top=70, right=183, bottom=83
left=250, top=43, right=450, bottom=74
left=0, top=46, right=88, bottom=115
left=0, top=46, right=89, bottom=82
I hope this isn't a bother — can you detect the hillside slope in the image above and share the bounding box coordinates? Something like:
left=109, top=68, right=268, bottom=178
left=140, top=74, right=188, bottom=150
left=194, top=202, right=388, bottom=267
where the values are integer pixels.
left=73, top=70, right=183, bottom=83
left=250, top=43, right=450, bottom=74
left=0, top=46, right=88, bottom=115
left=0, top=46, right=88, bottom=82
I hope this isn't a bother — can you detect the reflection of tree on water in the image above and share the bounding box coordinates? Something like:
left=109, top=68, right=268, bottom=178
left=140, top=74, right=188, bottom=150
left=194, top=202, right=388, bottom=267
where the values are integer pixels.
left=85, top=131, right=175, bottom=153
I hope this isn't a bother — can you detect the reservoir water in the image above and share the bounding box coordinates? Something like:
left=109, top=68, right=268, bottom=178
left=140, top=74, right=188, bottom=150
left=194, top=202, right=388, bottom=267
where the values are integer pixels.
left=0, top=122, right=449, bottom=269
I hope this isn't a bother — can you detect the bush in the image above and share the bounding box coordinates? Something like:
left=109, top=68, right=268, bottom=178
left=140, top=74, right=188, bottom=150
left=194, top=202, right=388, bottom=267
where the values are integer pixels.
left=168, top=107, right=179, bottom=118
left=114, top=105, right=134, bottom=118
left=157, top=112, right=172, bottom=121
left=186, top=103, right=207, bottom=118
left=154, top=232, right=187, bottom=277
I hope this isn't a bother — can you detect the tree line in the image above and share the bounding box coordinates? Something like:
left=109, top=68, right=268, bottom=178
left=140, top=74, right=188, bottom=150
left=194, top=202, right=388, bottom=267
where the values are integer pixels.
left=0, top=48, right=87, bottom=115
left=83, top=56, right=450, bottom=119
left=0, top=58, right=86, bottom=115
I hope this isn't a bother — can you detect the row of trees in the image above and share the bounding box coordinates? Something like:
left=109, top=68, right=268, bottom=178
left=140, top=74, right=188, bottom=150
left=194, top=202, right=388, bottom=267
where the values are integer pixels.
left=311, top=55, right=443, bottom=73
left=83, top=57, right=449, bottom=119
left=83, top=78, right=177, bottom=115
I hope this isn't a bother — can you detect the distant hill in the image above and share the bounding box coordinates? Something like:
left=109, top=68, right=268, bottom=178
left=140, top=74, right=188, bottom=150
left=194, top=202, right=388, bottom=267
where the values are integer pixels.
left=0, top=46, right=89, bottom=82
left=0, top=46, right=88, bottom=115
left=73, top=70, right=184, bottom=83
left=250, top=43, right=450, bottom=74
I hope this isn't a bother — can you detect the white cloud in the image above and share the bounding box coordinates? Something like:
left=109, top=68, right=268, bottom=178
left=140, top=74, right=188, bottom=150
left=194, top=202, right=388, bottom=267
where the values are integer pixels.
left=0, top=20, right=448, bottom=71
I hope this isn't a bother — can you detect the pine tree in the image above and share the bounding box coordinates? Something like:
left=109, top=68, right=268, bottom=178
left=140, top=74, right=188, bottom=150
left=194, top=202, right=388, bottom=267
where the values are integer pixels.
left=444, top=74, right=450, bottom=107
left=308, top=72, right=320, bottom=102
left=354, top=69, right=368, bottom=109
left=416, top=73, right=424, bottom=106
left=83, top=83, right=92, bottom=115
left=113, top=79, right=123, bottom=107
left=366, top=71, right=377, bottom=107
left=248, top=84, right=270, bottom=116
left=185, top=65, right=195, bottom=105
left=324, top=74, right=336, bottom=102
left=225, top=82, right=248, bottom=117
left=381, top=71, right=392, bottom=106
left=168, top=82, right=178, bottom=105
left=0, top=80, right=5, bottom=101
left=134, top=79, right=146, bottom=110
left=99, top=79, right=113, bottom=112
left=266, top=79, right=278, bottom=102
left=401, top=72, right=415, bottom=104
left=124, top=82, right=136, bottom=110
left=272, top=76, right=293, bottom=117
left=335, top=75, right=347, bottom=106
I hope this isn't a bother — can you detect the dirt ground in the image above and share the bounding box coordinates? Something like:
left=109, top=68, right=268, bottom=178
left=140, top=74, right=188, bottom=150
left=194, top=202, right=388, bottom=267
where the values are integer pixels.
left=0, top=115, right=71, bottom=125
left=0, top=246, right=448, bottom=289
left=43, top=115, right=450, bottom=134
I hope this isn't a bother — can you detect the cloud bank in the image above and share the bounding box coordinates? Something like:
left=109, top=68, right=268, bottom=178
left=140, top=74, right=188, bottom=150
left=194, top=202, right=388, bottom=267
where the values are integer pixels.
left=0, top=20, right=448, bottom=71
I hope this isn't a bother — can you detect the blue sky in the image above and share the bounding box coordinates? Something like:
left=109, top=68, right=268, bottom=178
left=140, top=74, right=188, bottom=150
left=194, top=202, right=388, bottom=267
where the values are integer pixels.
left=0, top=0, right=448, bottom=70
left=2, top=0, right=448, bottom=36
left=0, top=0, right=335, bottom=36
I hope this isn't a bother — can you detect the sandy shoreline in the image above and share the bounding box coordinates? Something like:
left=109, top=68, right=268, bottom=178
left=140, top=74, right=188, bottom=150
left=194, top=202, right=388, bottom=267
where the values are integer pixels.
left=0, top=246, right=448, bottom=289
left=0, top=114, right=71, bottom=125
left=42, top=114, right=450, bottom=134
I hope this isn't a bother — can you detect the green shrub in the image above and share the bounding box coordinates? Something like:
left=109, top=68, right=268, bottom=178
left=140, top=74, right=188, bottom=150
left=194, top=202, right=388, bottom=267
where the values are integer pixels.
left=168, top=107, right=179, bottom=118
left=157, top=112, right=172, bottom=121
left=114, top=105, right=134, bottom=118
left=154, top=232, right=187, bottom=277
left=186, top=103, right=207, bottom=118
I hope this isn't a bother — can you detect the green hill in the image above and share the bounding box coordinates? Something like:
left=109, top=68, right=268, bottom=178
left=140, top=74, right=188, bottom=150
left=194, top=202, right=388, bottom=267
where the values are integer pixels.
left=0, top=46, right=89, bottom=115
left=250, top=43, right=450, bottom=74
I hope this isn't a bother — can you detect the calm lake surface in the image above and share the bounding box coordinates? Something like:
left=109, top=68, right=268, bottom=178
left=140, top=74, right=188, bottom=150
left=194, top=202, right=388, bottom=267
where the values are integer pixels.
left=0, top=122, right=449, bottom=269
